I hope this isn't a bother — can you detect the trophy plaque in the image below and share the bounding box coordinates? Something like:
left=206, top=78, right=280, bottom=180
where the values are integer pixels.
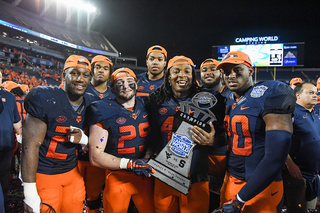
left=148, top=92, right=219, bottom=194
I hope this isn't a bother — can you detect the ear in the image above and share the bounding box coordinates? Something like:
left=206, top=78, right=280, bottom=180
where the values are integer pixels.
left=248, top=67, right=254, bottom=77
left=62, top=72, right=66, bottom=81
left=164, top=60, right=167, bottom=67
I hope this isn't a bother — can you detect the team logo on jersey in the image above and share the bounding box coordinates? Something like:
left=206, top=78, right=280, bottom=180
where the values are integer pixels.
left=159, top=108, right=168, bottom=115
left=137, top=86, right=144, bottom=91
left=116, top=117, right=126, bottom=124
left=149, top=85, right=155, bottom=90
left=250, top=85, right=268, bottom=98
left=76, top=116, right=82, bottom=123
left=56, top=116, right=67, bottom=123
left=169, top=133, right=195, bottom=157
left=99, top=94, right=104, bottom=99
left=2, top=98, right=5, bottom=102
left=132, top=113, right=137, bottom=120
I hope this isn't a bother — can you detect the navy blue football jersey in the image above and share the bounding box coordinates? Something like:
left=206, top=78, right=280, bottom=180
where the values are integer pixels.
left=24, top=86, right=97, bottom=175
left=225, top=80, right=295, bottom=181
left=86, top=97, right=149, bottom=159
left=136, top=72, right=164, bottom=96
left=147, top=90, right=226, bottom=184
left=86, top=82, right=115, bottom=100
left=0, top=89, right=20, bottom=150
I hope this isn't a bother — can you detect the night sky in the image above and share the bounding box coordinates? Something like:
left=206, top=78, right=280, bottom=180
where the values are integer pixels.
left=9, top=0, right=320, bottom=68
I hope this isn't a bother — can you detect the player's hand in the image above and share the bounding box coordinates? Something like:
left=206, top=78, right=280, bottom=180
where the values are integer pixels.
left=69, top=126, right=88, bottom=145
left=222, top=196, right=244, bottom=213
left=129, top=159, right=155, bottom=177
left=286, top=161, right=303, bottom=179
left=190, top=122, right=215, bottom=146
left=23, top=182, right=42, bottom=213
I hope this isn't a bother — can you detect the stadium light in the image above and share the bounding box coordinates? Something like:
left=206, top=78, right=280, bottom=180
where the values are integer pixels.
left=56, top=0, right=97, bottom=13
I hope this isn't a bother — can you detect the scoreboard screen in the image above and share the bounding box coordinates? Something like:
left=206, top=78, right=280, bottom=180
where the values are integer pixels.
left=213, top=42, right=304, bottom=67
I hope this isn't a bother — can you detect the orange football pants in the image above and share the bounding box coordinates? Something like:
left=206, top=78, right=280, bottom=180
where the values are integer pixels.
left=36, top=167, right=85, bottom=213
left=103, top=169, right=155, bottom=213
left=208, top=154, right=227, bottom=177
left=78, top=160, right=105, bottom=213
left=154, top=179, right=209, bottom=213
left=220, top=172, right=283, bottom=213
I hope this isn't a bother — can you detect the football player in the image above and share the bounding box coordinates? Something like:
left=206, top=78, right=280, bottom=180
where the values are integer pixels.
left=86, top=55, right=115, bottom=99
left=21, top=55, right=97, bottom=213
left=78, top=55, right=114, bottom=213
left=87, top=68, right=155, bottom=213
left=218, top=51, right=296, bottom=213
left=147, top=56, right=226, bottom=213
left=136, top=45, right=167, bottom=96
left=200, top=58, right=229, bottom=211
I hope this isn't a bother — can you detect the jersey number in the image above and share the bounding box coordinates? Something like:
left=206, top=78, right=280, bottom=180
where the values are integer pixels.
left=161, top=116, right=174, bottom=142
left=228, top=115, right=252, bottom=156
left=46, top=126, right=69, bottom=160
left=118, top=122, right=149, bottom=154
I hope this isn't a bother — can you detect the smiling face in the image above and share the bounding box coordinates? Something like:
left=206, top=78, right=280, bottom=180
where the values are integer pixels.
left=63, top=67, right=90, bottom=99
left=92, top=61, right=110, bottom=85
left=112, top=74, right=137, bottom=101
left=168, top=63, right=193, bottom=98
left=222, top=63, right=253, bottom=98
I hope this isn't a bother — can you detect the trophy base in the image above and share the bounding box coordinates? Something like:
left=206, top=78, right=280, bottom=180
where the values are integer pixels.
left=148, top=159, right=190, bottom=195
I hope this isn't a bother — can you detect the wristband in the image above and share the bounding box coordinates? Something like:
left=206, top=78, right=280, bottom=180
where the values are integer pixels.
left=69, top=126, right=88, bottom=145
left=119, top=158, right=130, bottom=169
left=22, top=182, right=41, bottom=213
left=236, top=194, right=246, bottom=204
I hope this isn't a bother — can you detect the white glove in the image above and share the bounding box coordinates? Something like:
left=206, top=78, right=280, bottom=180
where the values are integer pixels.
left=23, top=182, right=41, bottom=213
left=16, top=133, right=22, bottom=144
left=69, top=126, right=88, bottom=146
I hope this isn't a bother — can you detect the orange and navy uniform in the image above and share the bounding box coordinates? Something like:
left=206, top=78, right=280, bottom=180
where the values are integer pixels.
left=85, top=83, right=115, bottom=100
left=136, top=72, right=164, bottom=97
left=78, top=84, right=114, bottom=212
left=15, top=95, right=26, bottom=123
left=24, top=86, right=97, bottom=213
left=86, top=97, right=155, bottom=213
left=147, top=89, right=226, bottom=213
left=221, top=80, right=296, bottom=212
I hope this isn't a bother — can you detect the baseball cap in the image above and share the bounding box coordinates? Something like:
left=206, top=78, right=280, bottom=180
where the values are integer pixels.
left=316, top=77, right=320, bottom=89
left=289, top=77, right=303, bottom=85
left=167, top=56, right=194, bottom=70
left=111, top=68, right=137, bottom=83
left=216, top=51, right=252, bottom=70
left=19, top=84, right=29, bottom=93
left=200, top=58, right=220, bottom=70
left=63, top=55, right=91, bottom=72
left=91, top=55, right=113, bottom=68
left=147, top=45, right=167, bottom=59
left=2, top=81, right=19, bottom=91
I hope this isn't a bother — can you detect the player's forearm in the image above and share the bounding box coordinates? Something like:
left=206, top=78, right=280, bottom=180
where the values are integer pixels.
left=21, top=145, right=40, bottom=182
left=237, top=130, right=291, bottom=201
left=89, top=149, right=122, bottom=170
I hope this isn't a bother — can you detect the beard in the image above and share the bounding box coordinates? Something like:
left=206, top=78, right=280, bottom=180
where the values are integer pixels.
left=202, top=76, right=220, bottom=89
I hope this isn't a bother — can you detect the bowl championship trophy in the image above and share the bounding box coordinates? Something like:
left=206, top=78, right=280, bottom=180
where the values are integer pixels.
left=148, top=91, right=223, bottom=195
